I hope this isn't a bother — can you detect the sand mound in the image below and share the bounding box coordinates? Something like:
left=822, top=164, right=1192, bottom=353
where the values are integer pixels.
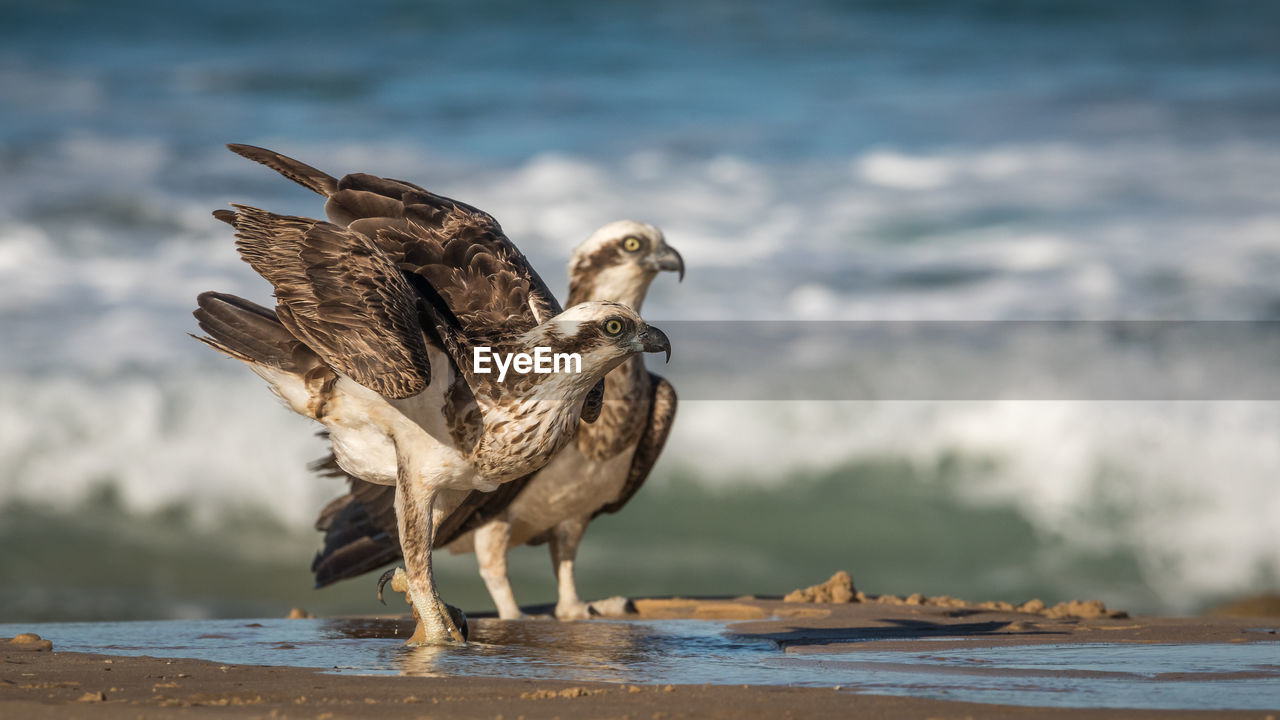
left=784, top=571, right=857, bottom=603
left=6, top=633, right=52, bottom=652
left=782, top=574, right=1127, bottom=618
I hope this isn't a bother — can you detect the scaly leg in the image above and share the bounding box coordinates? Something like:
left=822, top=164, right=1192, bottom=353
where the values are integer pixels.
left=474, top=516, right=525, bottom=620
left=393, top=469, right=466, bottom=644
left=549, top=515, right=592, bottom=620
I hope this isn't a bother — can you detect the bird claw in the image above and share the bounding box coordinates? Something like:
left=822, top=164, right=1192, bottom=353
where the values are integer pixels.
left=446, top=604, right=469, bottom=642
left=378, top=567, right=468, bottom=644
left=376, top=566, right=409, bottom=605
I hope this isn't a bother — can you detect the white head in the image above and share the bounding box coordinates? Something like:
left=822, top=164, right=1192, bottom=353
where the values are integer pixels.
left=566, top=220, right=683, bottom=310
left=518, top=300, right=671, bottom=395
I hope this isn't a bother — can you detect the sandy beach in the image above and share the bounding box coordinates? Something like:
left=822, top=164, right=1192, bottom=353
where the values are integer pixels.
left=4, top=587, right=1278, bottom=719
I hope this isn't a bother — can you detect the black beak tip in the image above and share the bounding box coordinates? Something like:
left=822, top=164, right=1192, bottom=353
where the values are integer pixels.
left=641, top=326, right=672, bottom=363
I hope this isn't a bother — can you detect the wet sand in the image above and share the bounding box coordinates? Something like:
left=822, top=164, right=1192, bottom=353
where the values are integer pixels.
left=3, top=594, right=1278, bottom=718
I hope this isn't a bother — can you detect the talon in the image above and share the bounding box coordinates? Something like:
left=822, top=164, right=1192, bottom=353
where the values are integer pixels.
left=446, top=604, right=470, bottom=642
left=376, top=567, right=399, bottom=605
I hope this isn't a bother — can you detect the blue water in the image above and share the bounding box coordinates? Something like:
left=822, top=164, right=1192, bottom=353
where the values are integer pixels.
left=4, top=1, right=1279, bottom=161
left=4, top=0, right=1280, bottom=623
left=2, top=618, right=1278, bottom=710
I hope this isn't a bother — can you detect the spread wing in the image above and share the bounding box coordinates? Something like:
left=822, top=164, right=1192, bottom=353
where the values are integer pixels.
left=227, top=144, right=611, bottom=427
left=228, top=144, right=561, bottom=349
left=593, top=373, right=677, bottom=517
left=228, top=205, right=431, bottom=399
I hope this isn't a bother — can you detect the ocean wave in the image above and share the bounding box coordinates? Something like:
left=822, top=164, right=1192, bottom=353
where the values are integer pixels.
left=3, top=137, right=1280, bottom=614
left=7, top=136, right=1280, bottom=325
left=1, top=363, right=1278, bottom=613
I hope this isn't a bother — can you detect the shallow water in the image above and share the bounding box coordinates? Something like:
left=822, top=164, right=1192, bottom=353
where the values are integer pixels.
left=2, top=618, right=1277, bottom=710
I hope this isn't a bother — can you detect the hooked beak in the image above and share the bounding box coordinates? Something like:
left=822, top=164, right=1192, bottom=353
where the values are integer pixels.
left=637, top=324, right=672, bottom=363
left=647, top=245, right=685, bottom=282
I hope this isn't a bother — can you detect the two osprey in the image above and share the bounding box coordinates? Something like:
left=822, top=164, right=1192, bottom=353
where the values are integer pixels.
left=312, top=219, right=682, bottom=621
left=196, top=145, right=677, bottom=643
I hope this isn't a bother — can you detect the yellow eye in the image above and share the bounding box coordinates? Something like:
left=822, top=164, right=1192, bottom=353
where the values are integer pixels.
left=622, top=236, right=642, bottom=252
left=603, top=319, right=624, bottom=336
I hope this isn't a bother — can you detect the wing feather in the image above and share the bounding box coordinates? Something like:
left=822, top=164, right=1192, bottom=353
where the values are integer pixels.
left=593, top=373, right=677, bottom=517
left=227, top=144, right=562, bottom=349
left=227, top=204, right=431, bottom=398
left=227, top=143, right=337, bottom=196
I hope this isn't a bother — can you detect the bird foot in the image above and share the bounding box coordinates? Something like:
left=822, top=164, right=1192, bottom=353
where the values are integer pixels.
left=589, top=596, right=637, bottom=618
left=552, top=596, right=637, bottom=620
left=377, top=567, right=469, bottom=644
left=406, top=603, right=469, bottom=645
left=554, top=600, right=594, bottom=621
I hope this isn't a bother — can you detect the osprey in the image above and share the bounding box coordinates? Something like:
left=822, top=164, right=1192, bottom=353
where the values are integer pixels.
left=310, top=220, right=681, bottom=620
left=193, top=145, right=672, bottom=644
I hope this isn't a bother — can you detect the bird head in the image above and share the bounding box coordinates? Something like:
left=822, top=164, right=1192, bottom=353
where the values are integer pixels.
left=519, top=301, right=671, bottom=391
left=566, top=220, right=683, bottom=310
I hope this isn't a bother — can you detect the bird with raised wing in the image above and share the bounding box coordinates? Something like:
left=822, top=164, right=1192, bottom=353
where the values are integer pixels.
left=193, top=146, right=671, bottom=644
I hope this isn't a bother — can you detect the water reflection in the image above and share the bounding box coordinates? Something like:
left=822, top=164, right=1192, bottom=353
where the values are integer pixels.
left=323, top=616, right=775, bottom=682
left=2, top=617, right=1278, bottom=710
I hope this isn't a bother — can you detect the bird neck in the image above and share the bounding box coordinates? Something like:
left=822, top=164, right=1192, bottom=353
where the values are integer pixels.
left=567, top=268, right=653, bottom=312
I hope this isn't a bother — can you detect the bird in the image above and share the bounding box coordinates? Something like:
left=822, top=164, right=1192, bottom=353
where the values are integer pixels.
left=309, top=219, right=682, bottom=620
left=192, top=145, right=672, bottom=644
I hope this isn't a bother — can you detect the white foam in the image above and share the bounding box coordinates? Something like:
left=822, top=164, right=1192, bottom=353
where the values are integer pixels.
left=663, top=400, right=1280, bottom=612
left=0, top=370, right=336, bottom=528
left=855, top=149, right=957, bottom=190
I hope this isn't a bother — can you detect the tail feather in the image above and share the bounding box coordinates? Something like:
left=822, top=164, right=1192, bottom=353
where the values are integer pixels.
left=227, top=143, right=337, bottom=196
left=312, top=534, right=402, bottom=589
left=308, top=467, right=534, bottom=587
left=311, top=480, right=402, bottom=588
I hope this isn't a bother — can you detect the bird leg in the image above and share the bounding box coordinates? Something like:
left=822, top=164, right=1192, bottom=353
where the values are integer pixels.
left=474, top=516, right=525, bottom=620
left=392, top=473, right=467, bottom=644
left=549, top=515, right=593, bottom=621
left=377, top=567, right=468, bottom=643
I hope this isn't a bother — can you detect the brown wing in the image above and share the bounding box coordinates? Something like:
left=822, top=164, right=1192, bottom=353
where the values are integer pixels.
left=227, top=143, right=337, bottom=196
left=227, top=205, right=432, bottom=399
left=593, top=373, right=677, bottom=517
left=227, top=144, right=561, bottom=348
